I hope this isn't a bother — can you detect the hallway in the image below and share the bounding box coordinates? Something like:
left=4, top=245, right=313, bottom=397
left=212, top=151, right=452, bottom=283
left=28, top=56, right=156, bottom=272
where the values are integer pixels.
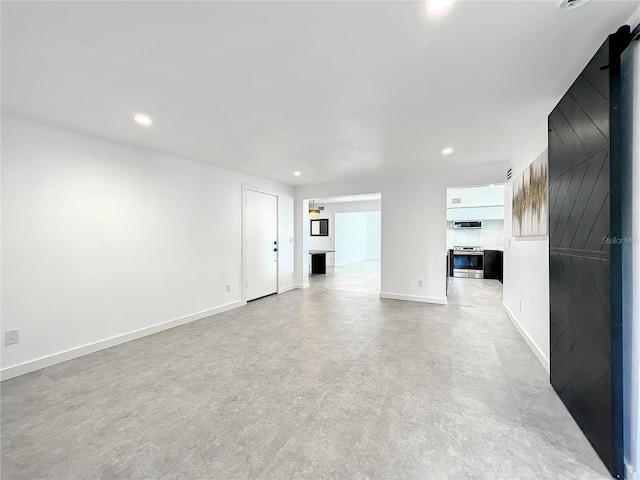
left=1, top=277, right=608, bottom=479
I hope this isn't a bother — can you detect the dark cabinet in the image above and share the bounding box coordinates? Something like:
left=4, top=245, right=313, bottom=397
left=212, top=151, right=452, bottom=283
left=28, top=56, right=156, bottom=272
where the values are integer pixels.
left=448, top=249, right=454, bottom=277
left=483, top=250, right=503, bottom=282
left=310, top=253, right=327, bottom=274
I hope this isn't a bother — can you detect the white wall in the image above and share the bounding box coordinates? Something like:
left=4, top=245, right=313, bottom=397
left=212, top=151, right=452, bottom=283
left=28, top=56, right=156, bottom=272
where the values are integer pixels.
left=334, top=212, right=368, bottom=266
left=308, top=210, right=334, bottom=259
left=296, top=163, right=508, bottom=304
left=331, top=211, right=381, bottom=266
left=0, top=115, right=295, bottom=379
left=502, top=123, right=550, bottom=373
left=365, top=212, right=381, bottom=260
left=294, top=199, right=310, bottom=289
left=308, top=199, right=381, bottom=267
left=277, top=196, right=295, bottom=292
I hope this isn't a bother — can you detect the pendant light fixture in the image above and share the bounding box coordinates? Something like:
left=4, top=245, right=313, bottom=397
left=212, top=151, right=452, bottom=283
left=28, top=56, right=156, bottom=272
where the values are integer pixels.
left=309, top=200, right=321, bottom=219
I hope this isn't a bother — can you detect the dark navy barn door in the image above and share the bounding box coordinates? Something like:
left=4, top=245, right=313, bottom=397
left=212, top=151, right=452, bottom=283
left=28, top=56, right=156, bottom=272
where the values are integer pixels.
left=548, top=27, right=631, bottom=478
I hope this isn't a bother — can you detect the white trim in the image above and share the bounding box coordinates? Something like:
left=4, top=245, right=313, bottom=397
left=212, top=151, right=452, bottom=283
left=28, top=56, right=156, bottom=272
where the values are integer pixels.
left=0, top=300, right=245, bottom=381
left=295, top=283, right=310, bottom=289
left=380, top=292, right=448, bottom=305
left=627, top=461, right=638, bottom=480
left=502, top=301, right=550, bottom=374
left=242, top=185, right=248, bottom=303
left=278, top=284, right=296, bottom=294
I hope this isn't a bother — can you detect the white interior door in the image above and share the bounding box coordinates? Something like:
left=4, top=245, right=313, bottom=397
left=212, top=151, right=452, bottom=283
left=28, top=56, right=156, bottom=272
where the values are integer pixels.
left=246, top=189, right=278, bottom=301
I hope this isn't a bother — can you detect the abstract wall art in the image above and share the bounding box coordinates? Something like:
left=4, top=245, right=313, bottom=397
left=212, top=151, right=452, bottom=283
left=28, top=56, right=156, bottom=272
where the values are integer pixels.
left=512, top=149, right=548, bottom=236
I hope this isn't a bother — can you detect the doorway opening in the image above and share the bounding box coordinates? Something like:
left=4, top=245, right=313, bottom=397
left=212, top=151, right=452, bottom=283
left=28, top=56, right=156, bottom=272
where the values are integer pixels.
left=445, top=184, right=505, bottom=304
left=307, top=193, right=381, bottom=296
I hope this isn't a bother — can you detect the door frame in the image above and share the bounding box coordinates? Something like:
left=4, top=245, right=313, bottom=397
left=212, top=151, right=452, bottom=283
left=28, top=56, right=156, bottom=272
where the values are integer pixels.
left=300, top=192, right=382, bottom=291
left=242, top=184, right=281, bottom=303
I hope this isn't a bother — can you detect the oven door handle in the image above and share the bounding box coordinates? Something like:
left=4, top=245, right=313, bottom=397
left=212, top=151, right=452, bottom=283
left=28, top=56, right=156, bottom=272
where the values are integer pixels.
left=453, top=252, right=484, bottom=256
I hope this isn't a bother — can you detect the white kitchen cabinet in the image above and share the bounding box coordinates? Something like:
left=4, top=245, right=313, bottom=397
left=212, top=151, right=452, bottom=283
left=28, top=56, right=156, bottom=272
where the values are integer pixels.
left=446, top=209, right=455, bottom=221
left=453, top=208, right=468, bottom=220
left=448, top=206, right=505, bottom=221
left=447, top=206, right=505, bottom=222
left=447, top=185, right=505, bottom=208
left=467, top=206, right=482, bottom=220
left=483, top=206, right=500, bottom=220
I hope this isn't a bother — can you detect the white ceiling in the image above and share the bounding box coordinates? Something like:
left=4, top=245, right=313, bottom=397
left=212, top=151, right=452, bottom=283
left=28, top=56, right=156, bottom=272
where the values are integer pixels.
left=2, top=1, right=637, bottom=186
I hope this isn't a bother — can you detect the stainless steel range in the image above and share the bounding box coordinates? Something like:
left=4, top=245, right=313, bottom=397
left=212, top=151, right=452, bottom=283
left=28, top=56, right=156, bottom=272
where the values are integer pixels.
left=452, top=246, right=484, bottom=279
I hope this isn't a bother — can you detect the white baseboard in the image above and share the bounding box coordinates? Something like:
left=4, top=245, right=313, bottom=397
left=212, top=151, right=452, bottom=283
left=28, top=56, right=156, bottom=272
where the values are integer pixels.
left=295, top=283, right=310, bottom=289
left=502, top=301, right=550, bottom=375
left=278, top=284, right=296, bottom=294
left=380, top=292, right=448, bottom=305
left=0, top=300, right=246, bottom=382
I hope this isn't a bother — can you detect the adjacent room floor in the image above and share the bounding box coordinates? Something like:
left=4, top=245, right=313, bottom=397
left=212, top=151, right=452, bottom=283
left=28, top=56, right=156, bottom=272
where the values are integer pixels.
left=310, top=260, right=381, bottom=296
left=1, top=272, right=609, bottom=479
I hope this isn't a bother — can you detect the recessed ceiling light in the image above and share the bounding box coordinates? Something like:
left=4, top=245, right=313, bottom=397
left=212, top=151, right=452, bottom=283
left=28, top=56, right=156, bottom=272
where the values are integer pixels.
left=489, top=184, right=496, bottom=187
left=426, top=0, right=455, bottom=14
left=133, top=113, right=152, bottom=126
left=293, top=171, right=301, bottom=177
left=442, top=147, right=454, bottom=155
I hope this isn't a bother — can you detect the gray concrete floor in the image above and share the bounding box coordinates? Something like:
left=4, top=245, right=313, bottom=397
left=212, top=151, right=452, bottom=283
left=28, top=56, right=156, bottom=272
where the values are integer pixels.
left=1, top=262, right=609, bottom=479
left=310, top=260, right=381, bottom=296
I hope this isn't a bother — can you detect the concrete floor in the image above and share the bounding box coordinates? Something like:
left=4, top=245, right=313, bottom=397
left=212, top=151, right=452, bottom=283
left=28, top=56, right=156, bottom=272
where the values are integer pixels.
left=1, top=262, right=609, bottom=479
left=310, top=260, right=381, bottom=296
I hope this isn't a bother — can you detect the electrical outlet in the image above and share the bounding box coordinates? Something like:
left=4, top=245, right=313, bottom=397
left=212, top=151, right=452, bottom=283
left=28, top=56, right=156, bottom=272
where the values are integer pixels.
left=226, top=284, right=231, bottom=292
left=5, top=329, right=19, bottom=346
left=418, top=280, right=424, bottom=287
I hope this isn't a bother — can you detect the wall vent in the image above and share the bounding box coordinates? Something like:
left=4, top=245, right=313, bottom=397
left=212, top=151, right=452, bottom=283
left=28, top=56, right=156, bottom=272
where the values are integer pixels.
left=506, top=167, right=513, bottom=181
left=451, top=198, right=462, bottom=204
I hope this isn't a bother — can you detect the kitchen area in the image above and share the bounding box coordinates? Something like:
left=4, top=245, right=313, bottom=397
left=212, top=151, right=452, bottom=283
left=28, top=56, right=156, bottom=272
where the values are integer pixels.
left=446, top=185, right=505, bottom=289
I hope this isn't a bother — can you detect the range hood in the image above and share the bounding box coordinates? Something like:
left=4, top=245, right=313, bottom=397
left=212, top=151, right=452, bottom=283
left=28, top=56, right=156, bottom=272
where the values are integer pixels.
left=453, top=221, right=482, bottom=229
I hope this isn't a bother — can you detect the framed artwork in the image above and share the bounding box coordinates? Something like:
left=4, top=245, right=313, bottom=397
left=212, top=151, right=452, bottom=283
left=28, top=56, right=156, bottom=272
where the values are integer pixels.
left=512, top=149, right=548, bottom=236
left=310, top=219, right=329, bottom=236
